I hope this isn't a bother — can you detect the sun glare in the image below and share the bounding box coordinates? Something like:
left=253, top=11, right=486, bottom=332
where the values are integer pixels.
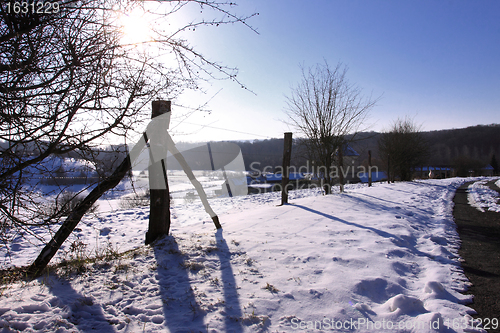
left=119, top=7, right=153, bottom=46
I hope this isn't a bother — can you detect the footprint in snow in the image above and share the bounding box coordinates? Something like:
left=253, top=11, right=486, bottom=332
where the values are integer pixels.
left=100, top=227, right=112, bottom=236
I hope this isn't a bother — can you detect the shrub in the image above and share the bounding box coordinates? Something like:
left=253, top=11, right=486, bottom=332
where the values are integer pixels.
left=119, top=190, right=150, bottom=209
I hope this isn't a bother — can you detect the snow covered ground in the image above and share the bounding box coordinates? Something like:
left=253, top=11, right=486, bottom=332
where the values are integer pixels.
left=467, top=179, right=500, bottom=212
left=1, top=177, right=499, bottom=332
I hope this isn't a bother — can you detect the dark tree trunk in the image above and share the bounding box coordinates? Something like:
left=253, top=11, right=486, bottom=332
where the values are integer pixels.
left=28, top=152, right=136, bottom=276
left=145, top=101, right=171, bottom=245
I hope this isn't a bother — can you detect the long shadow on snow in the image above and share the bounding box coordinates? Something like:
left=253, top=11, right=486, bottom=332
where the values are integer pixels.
left=153, top=236, right=207, bottom=333
left=153, top=233, right=244, bottom=332
left=336, top=192, right=434, bottom=224
left=292, top=204, right=453, bottom=264
left=353, top=191, right=434, bottom=216
left=215, top=229, right=244, bottom=332
left=47, top=274, right=113, bottom=332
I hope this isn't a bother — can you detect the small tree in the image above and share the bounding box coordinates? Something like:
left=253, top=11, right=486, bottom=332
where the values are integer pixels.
left=284, top=61, right=377, bottom=194
left=378, top=117, right=429, bottom=181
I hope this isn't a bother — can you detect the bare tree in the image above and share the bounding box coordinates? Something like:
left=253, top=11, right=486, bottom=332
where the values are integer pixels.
left=284, top=61, right=377, bottom=194
left=0, top=0, right=256, bottom=267
left=378, top=117, right=429, bottom=181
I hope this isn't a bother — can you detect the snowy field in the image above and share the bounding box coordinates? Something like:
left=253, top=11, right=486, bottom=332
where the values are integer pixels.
left=1, top=176, right=499, bottom=332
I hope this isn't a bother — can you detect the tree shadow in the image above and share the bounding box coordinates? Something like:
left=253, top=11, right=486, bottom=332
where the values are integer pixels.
left=351, top=193, right=433, bottom=221
left=47, top=274, right=113, bottom=332
left=353, top=185, right=439, bottom=214
left=153, top=236, right=207, bottom=332
left=292, top=204, right=443, bottom=262
left=347, top=192, right=433, bottom=216
left=293, top=204, right=401, bottom=239
left=215, top=229, right=244, bottom=332
left=351, top=192, right=401, bottom=206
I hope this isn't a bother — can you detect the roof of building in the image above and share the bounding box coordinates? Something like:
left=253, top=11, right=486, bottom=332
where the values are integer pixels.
left=358, top=171, right=388, bottom=183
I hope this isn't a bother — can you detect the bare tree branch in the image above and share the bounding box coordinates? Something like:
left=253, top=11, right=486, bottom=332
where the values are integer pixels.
left=0, top=0, right=257, bottom=262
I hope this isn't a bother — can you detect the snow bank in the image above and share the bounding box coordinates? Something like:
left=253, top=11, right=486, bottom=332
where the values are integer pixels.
left=467, top=179, right=500, bottom=212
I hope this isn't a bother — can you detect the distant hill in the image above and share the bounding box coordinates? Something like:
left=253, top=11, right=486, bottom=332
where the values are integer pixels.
left=424, top=124, right=500, bottom=166
left=232, top=124, right=500, bottom=172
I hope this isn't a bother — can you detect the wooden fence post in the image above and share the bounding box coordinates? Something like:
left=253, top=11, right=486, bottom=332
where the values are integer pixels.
left=338, top=145, right=344, bottom=193
left=387, top=153, right=391, bottom=183
left=145, top=100, right=171, bottom=245
left=368, top=150, right=372, bottom=187
left=281, top=132, right=293, bottom=205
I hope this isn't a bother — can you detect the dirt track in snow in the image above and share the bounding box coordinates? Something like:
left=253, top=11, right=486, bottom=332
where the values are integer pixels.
left=454, top=180, right=500, bottom=331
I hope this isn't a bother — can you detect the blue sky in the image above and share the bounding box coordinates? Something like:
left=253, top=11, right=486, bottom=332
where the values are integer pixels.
left=168, top=0, right=500, bottom=142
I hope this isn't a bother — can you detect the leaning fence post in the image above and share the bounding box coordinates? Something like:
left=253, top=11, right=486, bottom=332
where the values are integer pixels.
left=281, top=132, right=293, bottom=205
left=145, top=100, right=171, bottom=245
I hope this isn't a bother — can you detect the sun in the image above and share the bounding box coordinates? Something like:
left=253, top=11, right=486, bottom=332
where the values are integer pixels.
left=118, top=6, right=154, bottom=46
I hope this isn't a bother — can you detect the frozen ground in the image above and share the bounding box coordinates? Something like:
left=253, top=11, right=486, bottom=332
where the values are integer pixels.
left=0, top=177, right=499, bottom=332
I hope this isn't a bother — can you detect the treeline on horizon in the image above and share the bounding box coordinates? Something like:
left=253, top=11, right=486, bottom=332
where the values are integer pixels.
left=234, top=124, right=500, bottom=174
